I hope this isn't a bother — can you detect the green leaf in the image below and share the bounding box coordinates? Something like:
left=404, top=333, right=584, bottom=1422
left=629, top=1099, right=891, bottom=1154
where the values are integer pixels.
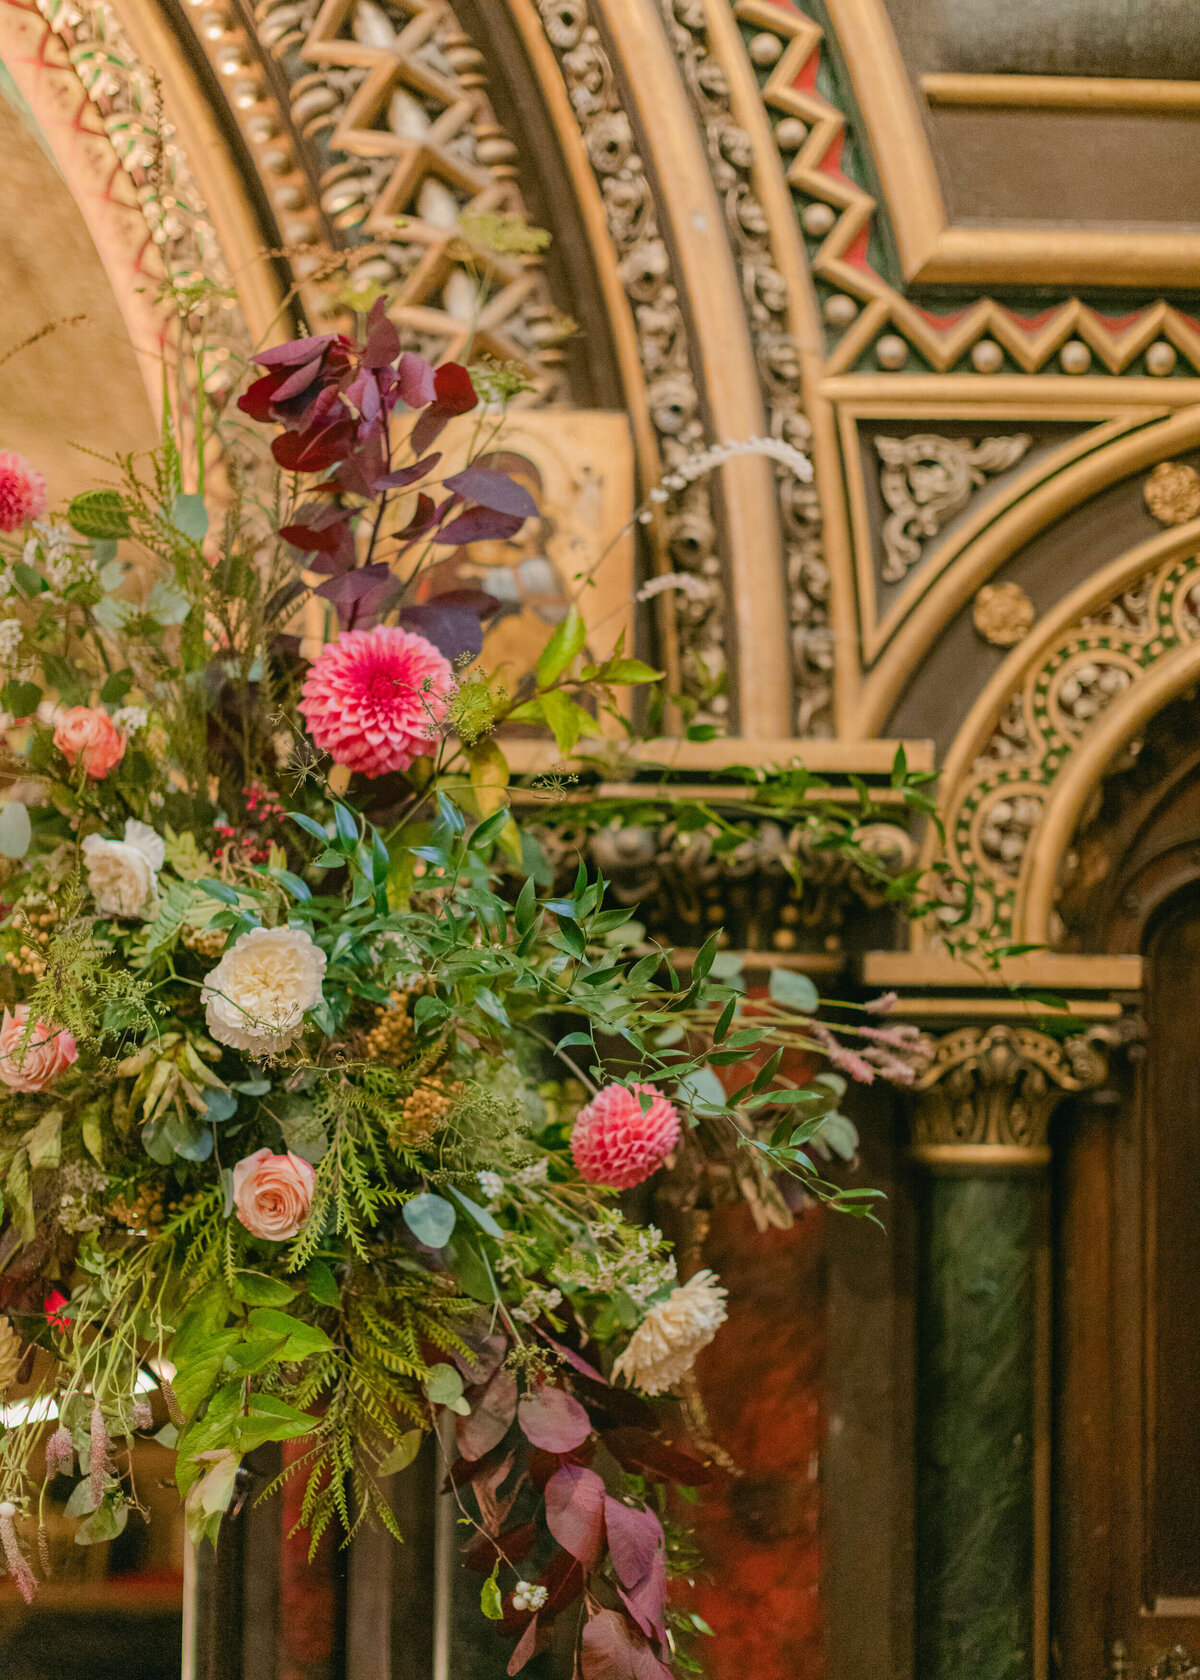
left=198, top=878, right=240, bottom=905
left=172, top=493, right=209, bottom=542
left=481, top=1562, right=504, bottom=1621
left=540, top=689, right=597, bottom=756
left=266, top=867, right=312, bottom=902
left=304, top=1260, right=341, bottom=1307
left=469, top=806, right=511, bottom=852
left=0, top=802, right=31, bottom=860
left=99, top=668, right=133, bottom=705
left=25, top=1108, right=62, bottom=1171
left=424, top=1362, right=469, bottom=1415
left=1, top=680, right=40, bottom=718
left=75, top=1496, right=129, bottom=1546
left=675, top=1067, right=727, bottom=1113
left=290, top=812, right=330, bottom=843
left=403, top=1193, right=457, bottom=1248
left=378, top=1429, right=425, bottom=1476
left=333, top=801, right=359, bottom=851
left=768, top=968, right=820, bottom=1012
left=233, top=1393, right=317, bottom=1450
left=232, top=1271, right=297, bottom=1308
left=593, top=657, right=663, bottom=685
left=535, top=604, right=586, bottom=687
left=447, top=1184, right=505, bottom=1240
left=514, top=874, right=537, bottom=935
left=245, top=1308, right=334, bottom=1362
left=68, top=488, right=130, bottom=540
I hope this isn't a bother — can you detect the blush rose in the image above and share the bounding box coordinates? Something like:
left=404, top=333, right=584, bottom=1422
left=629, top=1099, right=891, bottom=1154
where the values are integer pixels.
left=0, top=1005, right=77, bottom=1092
left=52, top=707, right=125, bottom=780
left=232, top=1147, right=316, bottom=1241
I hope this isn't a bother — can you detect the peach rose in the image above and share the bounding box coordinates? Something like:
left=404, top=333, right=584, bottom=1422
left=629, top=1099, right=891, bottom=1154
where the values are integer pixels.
left=0, top=1005, right=77, bottom=1092
left=52, top=706, right=125, bottom=779
left=232, top=1147, right=316, bottom=1241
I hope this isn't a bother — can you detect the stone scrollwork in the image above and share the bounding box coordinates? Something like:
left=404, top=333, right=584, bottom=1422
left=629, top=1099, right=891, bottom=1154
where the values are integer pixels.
left=875, top=433, right=1032, bottom=583
left=655, top=0, right=832, bottom=735
left=909, top=1025, right=1108, bottom=1165
left=536, top=0, right=729, bottom=723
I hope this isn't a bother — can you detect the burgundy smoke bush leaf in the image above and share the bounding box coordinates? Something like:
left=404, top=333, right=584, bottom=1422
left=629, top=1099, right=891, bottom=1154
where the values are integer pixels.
left=375, top=454, right=442, bottom=491
left=444, top=467, right=539, bottom=520
left=252, top=334, right=340, bottom=368
left=464, top=1517, right=537, bottom=1573
left=580, top=1610, right=672, bottom=1680
left=537, top=1547, right=585, bottom=1617
left=419, top=587, right=502, bottom=619
left=396, top=603, right=485, bottom=661
left=397, top=493, right=440, bottom=539
left=344, top=367, right=380, bottom=425
left=411, top=362, right=479, bottom=454
left=272, top=420, right=355, bottom=474
left=466, top=1448, right=520, bottom=1536
left=272, top=355, right=326, bottom=403
left=532, top=1326, right=606, bottom=1383
left=363, top=303, right=401, bottom=368
left=456, top=1366, right=518, bottom=1462
left=618, top=1564, right=667, bottom=1647
left=316, top=562, right=398, bottom=630
left=545, top=1464, right=606, bottom=1565
left=603, top=1498, right=663, bottom=1591
left=517, top=1385, right=591, bottom=1453
left=438, top=506, right=526, bottom=547
left=238, top=372, right=286, bottom=423
left=451, top=1329, right=508, bottom=1386
left=507, top=1613, right=540, bottom=1676
left=397, top=351, right=437, bottom=408
left=600, top=1427, right=716, bottom=1486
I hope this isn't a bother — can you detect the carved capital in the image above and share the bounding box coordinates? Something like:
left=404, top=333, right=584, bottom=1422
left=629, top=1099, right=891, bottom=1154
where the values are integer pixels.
left=909, top=1024, right=1108, bottom=1168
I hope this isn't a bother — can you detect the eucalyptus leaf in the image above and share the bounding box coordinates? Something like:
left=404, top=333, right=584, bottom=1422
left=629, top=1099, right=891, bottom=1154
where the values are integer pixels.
left=403, top=1193, right=457, bottom=1249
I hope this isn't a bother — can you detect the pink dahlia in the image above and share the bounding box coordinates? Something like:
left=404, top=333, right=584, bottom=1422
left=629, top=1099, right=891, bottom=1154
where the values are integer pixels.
left=299, top=625, right=453, bottom=778
left=570, top=1082, right=681, bottom=1190
left=0, top=452, right=47, bottom=533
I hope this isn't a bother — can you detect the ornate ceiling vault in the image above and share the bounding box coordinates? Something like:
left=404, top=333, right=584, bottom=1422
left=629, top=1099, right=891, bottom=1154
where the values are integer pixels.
left=5, top=0, right=1200, bottom=964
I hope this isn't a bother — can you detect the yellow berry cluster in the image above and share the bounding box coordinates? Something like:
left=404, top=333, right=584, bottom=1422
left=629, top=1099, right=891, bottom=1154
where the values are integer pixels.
left=388, top=1076, right=464, bottom=1148
left=110, top=1183, right=167, bottom=1231
left=3, top=897, right=57, bottom=978
left=183, top=926, right=228, bottom=960
left=364, top=978, right=436, bottom=1063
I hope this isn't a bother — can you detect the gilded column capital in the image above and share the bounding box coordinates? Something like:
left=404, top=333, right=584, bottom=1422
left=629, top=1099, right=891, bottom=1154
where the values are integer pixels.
left=909, top=1023, right=1108, bottom=1168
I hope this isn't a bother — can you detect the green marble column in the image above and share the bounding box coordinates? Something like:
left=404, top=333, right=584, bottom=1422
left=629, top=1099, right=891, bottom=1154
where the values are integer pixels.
left=909, top=1024, right=1107, bottom=1680
left=916, top=1171, right=1040, bottom=1680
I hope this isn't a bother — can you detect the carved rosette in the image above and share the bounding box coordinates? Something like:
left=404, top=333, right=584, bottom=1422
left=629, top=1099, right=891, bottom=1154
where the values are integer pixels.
left=909, top=1025, right=1107, bottom=1167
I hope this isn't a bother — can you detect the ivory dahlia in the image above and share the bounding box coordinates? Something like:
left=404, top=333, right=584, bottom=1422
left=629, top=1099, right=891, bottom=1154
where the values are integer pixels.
left=570, top=1082, right=680, bottom=1190
left=299, top=625, right=453, bottom=778
left=202, top=925, right=327, bottom=1056
left=611, top=1270, right=729, bottom=1395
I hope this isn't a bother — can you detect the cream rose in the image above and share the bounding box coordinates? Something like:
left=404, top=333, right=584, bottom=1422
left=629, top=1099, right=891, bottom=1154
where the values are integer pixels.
left=82, top=820, right=164, bottom=917
left=0, top=1004, right=77, bottom=1093
left=611, top=1270, right=728, bottom=1396
left=232, top=1147, right=316, bottom=1241
left=201, top=925, right=326, bottom=1056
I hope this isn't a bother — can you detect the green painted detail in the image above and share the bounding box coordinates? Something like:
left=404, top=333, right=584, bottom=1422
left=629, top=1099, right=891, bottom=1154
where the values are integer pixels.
left=916, top=1174, right=1038, bottom=1680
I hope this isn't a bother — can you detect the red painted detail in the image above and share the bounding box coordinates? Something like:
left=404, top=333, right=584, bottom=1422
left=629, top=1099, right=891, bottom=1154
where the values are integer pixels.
left=841, top=222, right=875, bottom=273
left=793, top=49, right=823, bottom=94
left=914, top=303, right=974, bottom=330
left=672, top=1200, right=826, bottom=1680
left=279, top=1438, right=339, bottom=1680
left=816, top=131, right=847, bottom=179
left=1000, top=305, right=1063, bottom=330
left=1091, top=308, right=1144, bottom=331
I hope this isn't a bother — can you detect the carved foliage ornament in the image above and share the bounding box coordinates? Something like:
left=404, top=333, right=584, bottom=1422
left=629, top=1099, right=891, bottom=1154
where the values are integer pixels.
left=875, top=432, right=1032, bottom=583
left=656, top=0, right=832, bottom=734
left=909, top=1025, right=1107, bottom=1162
left=973, top=581, right=1035, bottom=648
left=1144, top=460, right=1200, bottom=527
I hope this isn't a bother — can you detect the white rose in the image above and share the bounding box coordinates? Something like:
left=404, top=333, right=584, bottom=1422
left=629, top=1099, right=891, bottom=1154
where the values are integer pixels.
left=202, top=925, right=327, bottom=1057
left=82, top=820, right=165, bottom=918
left=611, top=1270, right=728, bottom=1395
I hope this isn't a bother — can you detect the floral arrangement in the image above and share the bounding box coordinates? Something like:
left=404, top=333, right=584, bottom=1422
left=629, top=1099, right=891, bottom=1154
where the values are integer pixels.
left=0, top=302, right=925, bottom=1676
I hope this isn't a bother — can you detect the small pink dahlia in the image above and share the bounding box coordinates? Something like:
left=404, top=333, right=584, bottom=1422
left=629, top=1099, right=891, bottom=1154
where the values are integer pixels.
left=299, top=625, right=453, bottom=778
left=570, top=1082, right=681, bottom=1190
left=0, top=452, right=47, bottom=533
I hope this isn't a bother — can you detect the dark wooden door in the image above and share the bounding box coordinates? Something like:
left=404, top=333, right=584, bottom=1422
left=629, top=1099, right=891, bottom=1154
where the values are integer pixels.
left=1055, top=891, right=1200, bottom=1679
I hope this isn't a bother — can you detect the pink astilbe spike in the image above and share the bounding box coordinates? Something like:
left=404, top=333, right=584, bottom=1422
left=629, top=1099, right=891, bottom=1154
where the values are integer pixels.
left=44, top=1425, right=74, bottom=1478
left=89, top=1404, right=109, bottom=1510
left=158, top=1373, right=185, bottom=1428
left=0, top=1502, right=37, bottom=1602
left=131, top=1398, right=153, bottom=1432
